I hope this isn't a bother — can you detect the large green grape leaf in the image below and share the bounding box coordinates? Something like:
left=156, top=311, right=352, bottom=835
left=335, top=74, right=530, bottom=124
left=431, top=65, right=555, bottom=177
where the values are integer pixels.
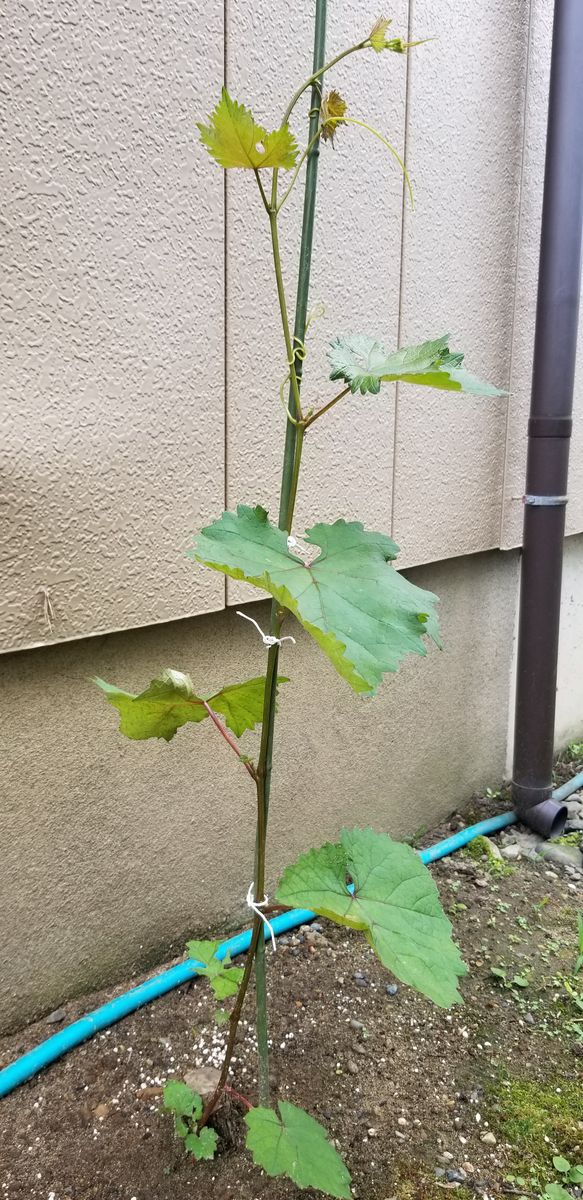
left=198, top=88, right=298, bottom=170
left=245, top=1101, right=351, bottom=1199
left=190, top=507, right=440, bottom=696
left=94, top=670, right=287, bottom=741
left=276, top=828, right=467, bottom=1007
left=186, top=939, right=244, bottom=1001
left=328, top=333, right=506, bottom=396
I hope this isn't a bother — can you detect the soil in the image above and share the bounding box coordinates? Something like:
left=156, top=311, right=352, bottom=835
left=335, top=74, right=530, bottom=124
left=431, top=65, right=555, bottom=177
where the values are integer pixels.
left=1, top=774, right=583, bottom=1200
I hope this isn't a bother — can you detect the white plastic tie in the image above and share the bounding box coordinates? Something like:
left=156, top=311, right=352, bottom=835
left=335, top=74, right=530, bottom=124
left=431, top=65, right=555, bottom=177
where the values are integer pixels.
left=246, top=883, right=276, bottom=951
left=236, top=610, right=296, bottom=648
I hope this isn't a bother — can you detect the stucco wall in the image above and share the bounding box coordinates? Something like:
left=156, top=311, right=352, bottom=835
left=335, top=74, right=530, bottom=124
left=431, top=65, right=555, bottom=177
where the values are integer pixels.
left=3, top=0, right=583, bottom=653
left=555, top=535, right=583, bottom=747
left=0, top=548, right=518, bottom=1033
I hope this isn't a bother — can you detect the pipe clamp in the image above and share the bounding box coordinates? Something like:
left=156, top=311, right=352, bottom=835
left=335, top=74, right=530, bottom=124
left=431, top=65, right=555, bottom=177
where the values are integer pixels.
left=523, top=494, right=568, bottom=506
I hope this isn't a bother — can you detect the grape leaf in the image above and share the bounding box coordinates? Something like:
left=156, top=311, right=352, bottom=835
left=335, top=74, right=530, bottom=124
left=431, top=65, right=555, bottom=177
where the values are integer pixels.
left=245, top=1101, right=351, bottom=1198
left=198, top=88, right=298, bottom=170
left=184, top=1127, right=218, bottom=1160
left=94, top=671, right=287, bottom=741
left=328, top=333, right=506, bottom=396
left=162, top=1080, right=202, bottom=1138
left=276, top=828, right=467, bottom=1007
left=320, top=90, right=347, bottom=143
left=186, top=939, right=243, bottom=1001
left=190, top=507, right=440, bottom=696
left=369, top=16, right=392, bottom=50
left=368, top=16, right=406, bottom=53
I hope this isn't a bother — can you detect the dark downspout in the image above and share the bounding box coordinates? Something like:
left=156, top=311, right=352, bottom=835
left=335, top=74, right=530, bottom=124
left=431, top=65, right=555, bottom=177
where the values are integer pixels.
left=511, top=0, right=583, bottom=837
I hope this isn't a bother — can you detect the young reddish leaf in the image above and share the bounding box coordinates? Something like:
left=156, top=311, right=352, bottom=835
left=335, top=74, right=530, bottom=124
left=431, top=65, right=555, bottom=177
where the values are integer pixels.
left=320, top=90, right=347, bottom=144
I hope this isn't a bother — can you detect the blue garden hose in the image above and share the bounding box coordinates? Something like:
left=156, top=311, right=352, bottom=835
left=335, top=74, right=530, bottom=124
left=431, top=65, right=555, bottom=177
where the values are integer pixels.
left=0, top=793, right=577, bottom=1101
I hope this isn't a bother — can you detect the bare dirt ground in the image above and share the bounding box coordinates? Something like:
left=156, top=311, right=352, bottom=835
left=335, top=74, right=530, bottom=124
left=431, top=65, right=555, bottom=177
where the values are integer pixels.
left=1, top=770, right=582, bottom=1200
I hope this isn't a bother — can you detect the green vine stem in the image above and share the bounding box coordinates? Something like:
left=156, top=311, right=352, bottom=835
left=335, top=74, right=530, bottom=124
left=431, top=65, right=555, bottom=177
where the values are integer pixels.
left=251, top=0, right=328, bottom=1107
left=201, top=0, right=329, bottom=1122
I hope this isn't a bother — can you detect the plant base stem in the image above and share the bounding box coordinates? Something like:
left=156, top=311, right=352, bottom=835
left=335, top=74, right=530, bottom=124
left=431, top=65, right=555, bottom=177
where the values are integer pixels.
left=254, top=936, right=270, bottom=1104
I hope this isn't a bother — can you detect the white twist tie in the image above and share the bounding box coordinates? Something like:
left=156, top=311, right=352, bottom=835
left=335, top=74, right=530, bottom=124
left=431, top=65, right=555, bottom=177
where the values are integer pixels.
left=246, top=882, right=276, bottom=951
left=237, top=610, right=296, bottom=648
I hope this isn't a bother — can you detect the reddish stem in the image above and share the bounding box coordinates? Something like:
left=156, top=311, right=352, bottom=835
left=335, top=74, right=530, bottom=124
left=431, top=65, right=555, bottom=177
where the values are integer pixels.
left=202, top=701, right=258, bottom=781
left=224, top=1084, right=253, bottom=1111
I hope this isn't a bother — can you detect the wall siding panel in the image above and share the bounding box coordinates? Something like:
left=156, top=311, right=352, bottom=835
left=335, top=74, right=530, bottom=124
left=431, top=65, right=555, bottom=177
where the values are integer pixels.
left=224, top=0, right=407, bottom=603
left=1, top=0, right=225, bottom=652
left=391, top=0, right=529, bottom=568
left=500, top=0, right=583, bottom=548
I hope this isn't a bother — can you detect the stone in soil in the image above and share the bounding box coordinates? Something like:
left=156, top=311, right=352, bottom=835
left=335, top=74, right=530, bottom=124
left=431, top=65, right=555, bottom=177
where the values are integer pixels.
left=565, top=797, right=583, bottom=818
left=45, top=1007, right=66, bottom=1025
left=184, top=1065, right=221, bottom=1100
left=538, top=843, right=583, bottom=871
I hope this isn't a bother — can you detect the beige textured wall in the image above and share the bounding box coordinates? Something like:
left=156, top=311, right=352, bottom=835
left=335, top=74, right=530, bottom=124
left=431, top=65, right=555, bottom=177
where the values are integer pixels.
left=4, top=0, right=581, bottom=654
left=1, top=0, right=226, bottom=654
left=390, top=0, right=526, bottom=567
left=500, top=0, right=583, bottom=547
left=0, top=549, right=518, bottom=1033
left=555, top=535, right=583, bottom=746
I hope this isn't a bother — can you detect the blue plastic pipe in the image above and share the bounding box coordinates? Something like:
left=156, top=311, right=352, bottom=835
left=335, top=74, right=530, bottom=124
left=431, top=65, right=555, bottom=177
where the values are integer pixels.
left=551, top=766, right=583, bottom=804
left=0, top=802, right=560, bottom=1102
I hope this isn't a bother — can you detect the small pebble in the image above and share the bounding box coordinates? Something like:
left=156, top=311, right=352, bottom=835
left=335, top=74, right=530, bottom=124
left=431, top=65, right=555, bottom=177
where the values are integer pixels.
left=45, top=1008, right=66, bottom=1026
left=347, top=1060, right=359, bottom=1075
left=446, top=1169, right=467, bottom=1183
left=385, top=983, right=398, bottom=996
left=480, top=1131, right=496, bottom=1145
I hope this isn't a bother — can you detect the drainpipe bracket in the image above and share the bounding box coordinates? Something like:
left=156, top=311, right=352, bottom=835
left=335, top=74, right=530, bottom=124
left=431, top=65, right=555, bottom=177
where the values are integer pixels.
left=523, top=494, right=568, bottom=506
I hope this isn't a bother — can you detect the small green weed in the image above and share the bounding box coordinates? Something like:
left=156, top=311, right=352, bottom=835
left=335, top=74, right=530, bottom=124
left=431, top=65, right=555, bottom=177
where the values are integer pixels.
left=491, top=965, right=530, bottom=989
left=575, top=912, right=583, bottom=977
left=563, top=741, right=583, bottom=762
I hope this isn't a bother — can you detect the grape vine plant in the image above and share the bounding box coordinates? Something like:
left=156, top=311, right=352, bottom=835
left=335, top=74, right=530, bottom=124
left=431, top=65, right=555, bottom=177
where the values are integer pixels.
left=95, top=7, right=504, bottom=1196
